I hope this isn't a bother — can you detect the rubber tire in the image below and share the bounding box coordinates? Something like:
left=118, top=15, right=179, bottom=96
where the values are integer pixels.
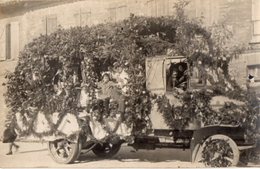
left=48, top=139, right=82, bottom=164
left=92, top=142, right=121, bottom=158
left=194, top=134, right=240, bottom=167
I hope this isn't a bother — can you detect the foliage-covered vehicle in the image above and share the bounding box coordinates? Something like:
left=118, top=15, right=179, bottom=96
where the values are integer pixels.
left=4, top=2, right=259, bottom=167
left=46, top=55, right=256, bottom=166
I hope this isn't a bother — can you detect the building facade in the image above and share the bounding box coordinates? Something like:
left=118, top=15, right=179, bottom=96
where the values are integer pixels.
left=0, top=0, right=259, bottom=134
left=0, top=0, right=111, bottom=134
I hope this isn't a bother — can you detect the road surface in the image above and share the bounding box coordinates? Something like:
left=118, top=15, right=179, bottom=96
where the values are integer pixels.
left=0, top=142, right=259, bottom=168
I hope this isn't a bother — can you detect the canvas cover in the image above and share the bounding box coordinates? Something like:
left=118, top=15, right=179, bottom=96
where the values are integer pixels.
left=146, top=57, right=166, bottom=95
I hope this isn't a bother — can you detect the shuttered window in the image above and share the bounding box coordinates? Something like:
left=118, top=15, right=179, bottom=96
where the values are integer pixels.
left=10, top=22, right=20, bottom=60
left=252, top=0, right=260, bottom=35
left=1, top=22, right=20, bottom=60
left=46, top=15, right=57, bottom=35
left=108, top=7, right=117, bottom=22
left=117, top=5, right=127, bottom=21
left=0, top=26, right=6, bottom=60
left=74, top=11, right=91, bottom=27
left=5, top=23, right=11, bottom=60
left=81, top=12, right=91, bottom=26
left=146, top=0, right=157, bottom=17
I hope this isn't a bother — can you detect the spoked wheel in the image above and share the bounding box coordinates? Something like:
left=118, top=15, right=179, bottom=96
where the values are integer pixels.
left=48, top=139, right=82, bottom=164
left=194, top=134, right=240, bottom=167
left=92, top=142, right=121, bottom=158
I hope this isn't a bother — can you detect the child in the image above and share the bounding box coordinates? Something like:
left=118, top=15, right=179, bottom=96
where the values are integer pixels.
left=112, top=63, right=129, bottom=95
left=97, top=73, right=125, bottom=114
left=3, top=124, right=19, bottom=155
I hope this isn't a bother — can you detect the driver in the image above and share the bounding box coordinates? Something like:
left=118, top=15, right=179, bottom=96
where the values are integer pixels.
left=168, top=63, right=188, bottom=90
left=175, top=64, right=187, bottom=90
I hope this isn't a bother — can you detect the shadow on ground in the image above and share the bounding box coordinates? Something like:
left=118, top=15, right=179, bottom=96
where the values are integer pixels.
left=76, top=146, right=191, bottom=164
left=19, top=148, right=48, bottom=154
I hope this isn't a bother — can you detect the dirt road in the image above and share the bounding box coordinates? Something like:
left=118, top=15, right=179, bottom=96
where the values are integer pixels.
left=0, top=142, right=259, bottom=168
left=0, top=142, right=203, bottom=168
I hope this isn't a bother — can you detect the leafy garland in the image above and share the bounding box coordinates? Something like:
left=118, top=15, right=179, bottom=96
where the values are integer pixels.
left=3, top=1, right=258, bottom=142
left=201, top=139, right=234, bottom=167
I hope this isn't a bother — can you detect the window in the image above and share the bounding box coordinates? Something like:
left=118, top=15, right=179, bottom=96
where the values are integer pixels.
left=74, top=10, right=91, bottom=26
left=248, top=65, right=260, bottom=81
left=108, top=7, right=117, bottom=22
left=189, top=63, right=215, bottom=90
left=252, top=0, right=260, bottom=21
left=146, top=0, right=157, bottom=17
left=107, top=2, right=128, bottom=22
left=117, top=5, right=127, bottom=21
left=253, top=21, right=260, bottom=35
left=166, top=62, right=188, bottom=91
left=157, top=0, right=169, bottom=16
left=74, top=13, right=80, bottom=26
left=81, top=12, right=91, bottom=26
left=3, top=22, right=19, bottom=60
left=252, top=0, right=260, bottom=36
left=45, top=15, right=57, bottom=35
left=0, top=27, right=5, bottom=60
left=194, top=0, right=219, bottom=25
left=5, top=23, right=11, bottom=60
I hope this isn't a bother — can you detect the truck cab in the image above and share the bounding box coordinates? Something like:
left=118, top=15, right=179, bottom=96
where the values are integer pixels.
left=146, top=55, right=206, bottom=130
left=146, top=55, right=210, bottom=95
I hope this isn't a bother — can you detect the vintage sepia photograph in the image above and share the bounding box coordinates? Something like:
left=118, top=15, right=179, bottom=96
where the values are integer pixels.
left=0, top=0, right=259, bottom=168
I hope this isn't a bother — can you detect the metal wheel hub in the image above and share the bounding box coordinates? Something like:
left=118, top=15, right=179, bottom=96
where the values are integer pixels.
left=55, top=140, right=73, bottom=158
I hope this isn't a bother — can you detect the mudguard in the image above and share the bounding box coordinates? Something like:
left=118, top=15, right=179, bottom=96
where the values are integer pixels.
left=190, top=125, right=246, bottom=162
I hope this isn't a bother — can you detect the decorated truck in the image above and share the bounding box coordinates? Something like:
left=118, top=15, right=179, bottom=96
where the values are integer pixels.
left=46, top=55, right=256, bottom=166
left=3, top=10, right=259, bottom=167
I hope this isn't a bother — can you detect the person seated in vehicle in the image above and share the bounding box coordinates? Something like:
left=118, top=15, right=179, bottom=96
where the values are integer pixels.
left=97, top=73, right=125, bottom=117
left=175, top=64, right=188, bottom=90
left=167, top=63, right=188, bottom=90
left=168, top=70, right=177, bottom=89
left=52, top=68, right=65, bottom=95
left=111, top=62, right=129, bottom=95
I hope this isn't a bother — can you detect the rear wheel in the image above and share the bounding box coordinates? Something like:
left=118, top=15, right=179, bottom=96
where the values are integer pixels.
left=92, top=142, right=121, bottom=158
left=48, top=139, right=82, bottom=164
left=194, top=134, right=240, bottom=167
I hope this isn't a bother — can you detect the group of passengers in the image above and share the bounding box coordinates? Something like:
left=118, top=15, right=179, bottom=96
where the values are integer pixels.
left=54, top=62, right=129, bottom=115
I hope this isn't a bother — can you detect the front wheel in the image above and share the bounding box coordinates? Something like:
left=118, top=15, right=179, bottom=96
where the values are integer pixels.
left=48, top=139, right=82, bottom=164
left=92, top=142, right=121, bottom=158
left=194, top=134, right=240, bottom=167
